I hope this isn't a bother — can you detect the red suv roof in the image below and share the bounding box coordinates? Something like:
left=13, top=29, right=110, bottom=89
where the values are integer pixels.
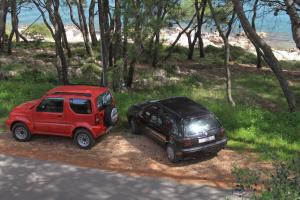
left=46, top=85, right=108, bottom=98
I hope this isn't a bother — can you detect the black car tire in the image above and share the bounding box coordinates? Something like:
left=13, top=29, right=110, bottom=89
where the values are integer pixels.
left=74, top=129, right=95, bottom=150
left=130, top=118, right=140, bottom=135
left=166, top=144, right=180, bottom=163
left=12, top=122, right=32, bottom=142
left=104, top=106, right=118, bottom=127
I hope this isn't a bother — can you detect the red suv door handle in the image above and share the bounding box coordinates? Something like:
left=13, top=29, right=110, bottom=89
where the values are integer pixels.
left=57, top=114, right=63, bottom=118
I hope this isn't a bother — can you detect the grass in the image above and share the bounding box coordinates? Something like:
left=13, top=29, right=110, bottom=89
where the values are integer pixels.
left=22, top=23, right=52, bottom=38
left=0, top=41, right=299, bottom=161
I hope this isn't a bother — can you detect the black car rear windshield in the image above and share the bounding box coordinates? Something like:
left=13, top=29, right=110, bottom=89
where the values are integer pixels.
left=183, top=116, right=221, bottom=137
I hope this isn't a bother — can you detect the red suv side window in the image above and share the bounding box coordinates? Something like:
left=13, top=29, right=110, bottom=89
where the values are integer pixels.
left=36, top=98, right=64, bottom=113
left=70, top=98, right=92, bottom=114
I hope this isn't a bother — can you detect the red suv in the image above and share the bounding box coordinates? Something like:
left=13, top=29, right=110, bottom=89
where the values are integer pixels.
left=6, top=85, right=118, bottom=149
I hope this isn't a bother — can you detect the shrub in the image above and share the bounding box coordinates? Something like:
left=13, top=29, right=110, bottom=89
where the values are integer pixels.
left=254, top=158, right=300, bottom=200
left=231, top=165, right=261, bottom=190
left=232, top=158, right=300, bottom=200
left=24, top=23, right=52, bottom=38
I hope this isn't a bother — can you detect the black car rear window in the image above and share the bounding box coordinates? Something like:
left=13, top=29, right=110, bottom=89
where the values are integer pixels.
left=183, top=116, right=221, bottom=137
left=70, top=98, right=92, bottom=114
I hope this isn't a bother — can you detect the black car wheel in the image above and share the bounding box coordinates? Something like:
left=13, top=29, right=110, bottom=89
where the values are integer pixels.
left=74, top=129, right=95, bottom=149
left=12, top=123, right=32, bottom=142
left=166, top=144, right=180, bottom=163
left=130, top=118, right=140, bottom=135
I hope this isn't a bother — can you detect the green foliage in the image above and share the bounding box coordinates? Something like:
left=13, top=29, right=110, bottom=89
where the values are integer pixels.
left=253, top=158, right=300, bottom=200
left=0, top=81, right=55, bottom=131
left=163, top=64, right=178, bottom=75
left=205, top=45, right=257, bottom=64
left=186, top=73, right=203, bottom=84
left=23, top=23, right=52, bottom=38
left=232, top=158, right=300, bottom=200
left=279, top=60, right=300, bottom=70
left=231, top=165, right=261, bottom=190
left=110, top=59, right=124, bottom=91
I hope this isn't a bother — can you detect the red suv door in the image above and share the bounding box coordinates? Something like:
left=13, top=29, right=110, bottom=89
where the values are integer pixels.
left=67, top=97, right=94, bottom=126
left=33, top=98, right=70, bottom=135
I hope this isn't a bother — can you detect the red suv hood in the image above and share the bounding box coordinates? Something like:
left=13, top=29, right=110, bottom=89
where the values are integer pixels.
left=12, top=99, right=40, bottom=113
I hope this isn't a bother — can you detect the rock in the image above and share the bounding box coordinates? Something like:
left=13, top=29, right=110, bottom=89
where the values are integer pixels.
left=0, top=57, right=10, bottom=65
left=153, top=69, right=167, bottom=81
left=153, top=80, right=164, bottom=87
left=46, top=62, right=55, bottom=68
left=75, top=68, right=82, bottom=76
left=287, top=80, right=294, bottom=86
left=8, top=71, right=19, bottom=77
left=190, top=69, right=197, bottom=74
left=169, top=77, right=180, bottom=82
left=210, top=36, right=223, bottom=44
left=35, top=60, right=45, bottom=67
left=196, top=82, right=203, bottom=87
left=174, top=66, right=181, bottom=75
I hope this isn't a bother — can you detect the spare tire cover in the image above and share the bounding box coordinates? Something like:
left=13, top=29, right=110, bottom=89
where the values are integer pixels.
left=104, top=106, right=118, bottom=126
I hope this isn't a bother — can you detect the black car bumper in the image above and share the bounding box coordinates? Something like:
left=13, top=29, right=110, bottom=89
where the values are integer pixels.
left=180, top=137, right=227, bottom=156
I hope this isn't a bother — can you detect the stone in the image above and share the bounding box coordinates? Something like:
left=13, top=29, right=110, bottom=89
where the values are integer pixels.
left=75, top=68, right=83, bottom=76
left=35, top=60, right=45, bottom=67
left=196, top=82, right=203, bottom=87
left=190, top=69, right=197, bottom=74
left=169, top=77, right=180, bottom=82
left=174, top=66, right=181, bottom=74
left=287, top=80, right=294, bottom=86
left=0, top=57, right=10, bottom=65
left=153, top=69, right=167, bottom=81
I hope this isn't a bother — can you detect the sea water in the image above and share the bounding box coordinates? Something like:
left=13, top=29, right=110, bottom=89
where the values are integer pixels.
left=6, top=0, right=296, bottom=50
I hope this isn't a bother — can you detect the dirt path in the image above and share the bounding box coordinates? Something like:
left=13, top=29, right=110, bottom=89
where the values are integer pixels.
left=0, top=130, right=271, bottom=188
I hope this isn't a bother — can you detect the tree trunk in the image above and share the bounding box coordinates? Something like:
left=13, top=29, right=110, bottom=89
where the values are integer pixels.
left=195, top=0, right=207, bottom=58
left=103, top=0, right=111, bottom=67
left=122, top=8, right=128, bottom=83
left=89, top=0, right=98, bottom=46
left=77, top=0, right=94, bottom=56
left=208, top=0, right=236, bottom=106
left=114, top=0, right=122, bottom=61
left=187, top=29, right=198, bottom=60
left=34, top=0, right=69, bottom=84
left=98, top=0, right=109, bottom=86
left=252, top=0, right=262, bottom=69
left=126, top=0, right=141, bottom=87
left=152, top=2, right=164, bottom=67
left=232, top=0, right=296, bottom=112
left=7, top=0, right=18, bottom=54
left=164, top=14, right=196, bottom=61
left=284, top=0, right=300, bottom=50
left=152, top=31, right=160, bottom=67
left=0, top=0, right=8, bottom=52
left=60, top=18, right=72, bottom=58
left=67, top=0, right=93, bottom=56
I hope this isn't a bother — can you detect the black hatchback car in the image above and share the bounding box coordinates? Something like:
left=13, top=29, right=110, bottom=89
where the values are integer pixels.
left=127, top=97, right=227, bottom=162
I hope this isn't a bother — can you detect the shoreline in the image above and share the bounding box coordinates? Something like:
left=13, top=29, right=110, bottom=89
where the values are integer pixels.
left=19, top=25, right=300, bottom=61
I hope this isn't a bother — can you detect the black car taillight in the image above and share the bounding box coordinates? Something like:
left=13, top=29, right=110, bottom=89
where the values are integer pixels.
left=95, top=113, right=100, bottom=125
left=181, top=138, right=193, bottom=147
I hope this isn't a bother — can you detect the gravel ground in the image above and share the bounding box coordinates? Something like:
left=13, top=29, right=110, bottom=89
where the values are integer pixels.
left=0, top=130, right=271, bottom=188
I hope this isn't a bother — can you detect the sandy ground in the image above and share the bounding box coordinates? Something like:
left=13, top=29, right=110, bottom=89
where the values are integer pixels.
left=0, top=129, right=271, bottom=189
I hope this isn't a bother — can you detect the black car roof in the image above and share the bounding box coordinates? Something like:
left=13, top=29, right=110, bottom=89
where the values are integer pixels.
left=157, top=97, right=211, bottom=118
